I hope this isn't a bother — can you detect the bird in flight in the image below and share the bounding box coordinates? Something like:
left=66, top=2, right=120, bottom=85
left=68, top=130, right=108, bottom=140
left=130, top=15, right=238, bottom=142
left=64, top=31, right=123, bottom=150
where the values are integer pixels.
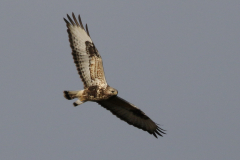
left=63, top=13, right=165, bottom=138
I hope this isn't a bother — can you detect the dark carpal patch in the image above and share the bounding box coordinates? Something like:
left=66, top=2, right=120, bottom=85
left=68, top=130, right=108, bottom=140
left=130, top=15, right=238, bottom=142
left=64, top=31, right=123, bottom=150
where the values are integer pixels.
left=85, top=41, right=100, bottom=58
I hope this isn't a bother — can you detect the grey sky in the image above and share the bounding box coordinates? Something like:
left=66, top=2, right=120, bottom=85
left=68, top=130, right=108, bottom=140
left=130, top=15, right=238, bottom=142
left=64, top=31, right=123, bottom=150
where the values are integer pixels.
left=1, top=0, right=240, bottom=159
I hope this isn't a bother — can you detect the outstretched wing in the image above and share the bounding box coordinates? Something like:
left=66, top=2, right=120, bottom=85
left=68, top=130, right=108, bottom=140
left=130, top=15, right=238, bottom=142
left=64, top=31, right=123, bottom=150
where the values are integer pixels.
left=64, top=13, right=107, bottom=88
left=97, top=96, right=166, bottom=138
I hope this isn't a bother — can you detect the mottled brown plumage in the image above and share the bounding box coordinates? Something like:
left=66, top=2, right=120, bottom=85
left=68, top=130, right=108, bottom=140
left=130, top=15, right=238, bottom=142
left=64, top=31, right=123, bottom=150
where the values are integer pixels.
left=80, top=85, right=117, bottom=102
left=63, top=13, right=165, bottom=138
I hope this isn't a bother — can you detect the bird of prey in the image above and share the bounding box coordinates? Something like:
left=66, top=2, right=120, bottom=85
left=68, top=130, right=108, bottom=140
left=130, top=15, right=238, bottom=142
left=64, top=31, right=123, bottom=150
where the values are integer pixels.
left=63, top=13, right=165, bottom=138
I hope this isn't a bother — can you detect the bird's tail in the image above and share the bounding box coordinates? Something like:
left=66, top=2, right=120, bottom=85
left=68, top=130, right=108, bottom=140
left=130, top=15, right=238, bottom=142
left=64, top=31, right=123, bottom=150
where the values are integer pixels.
left=63, top=90, right=80, bottom=100
left=63, top=90, right=85, bottom=107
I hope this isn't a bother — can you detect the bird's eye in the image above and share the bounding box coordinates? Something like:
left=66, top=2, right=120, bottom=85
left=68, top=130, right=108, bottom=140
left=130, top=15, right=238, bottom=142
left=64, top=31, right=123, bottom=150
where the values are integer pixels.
left=111, top=90, right=115, bottom=93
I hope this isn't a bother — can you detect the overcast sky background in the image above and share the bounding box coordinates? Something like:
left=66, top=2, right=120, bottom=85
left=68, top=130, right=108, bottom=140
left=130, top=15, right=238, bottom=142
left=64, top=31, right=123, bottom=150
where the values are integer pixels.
left=1, top=0, right=240, bottom=160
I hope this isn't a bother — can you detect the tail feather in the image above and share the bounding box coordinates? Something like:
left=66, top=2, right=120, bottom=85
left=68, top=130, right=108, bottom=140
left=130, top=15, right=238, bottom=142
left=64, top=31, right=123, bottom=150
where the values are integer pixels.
left=63, top=90, right=79, bottom=100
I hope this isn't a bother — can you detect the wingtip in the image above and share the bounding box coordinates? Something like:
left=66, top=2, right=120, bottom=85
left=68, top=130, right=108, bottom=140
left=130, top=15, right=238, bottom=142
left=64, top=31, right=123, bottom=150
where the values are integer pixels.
left=72, top=12, right=80, bottom=27
left=157, top=126, right=166, bottom=134
left=63, top=18, right=69, bottom=24
left=149, top=124, right=166, bottom=138
left=156, top=126, right=166, bottom=138
left=78, top=14, right=84, bottom=29
left=64, top=13, right=87, bottom=31
left=85, top=24, right=90, bottom=37
left=152, top=132, right=158, bottom=138
left=66, top=14, right=75, bottom=26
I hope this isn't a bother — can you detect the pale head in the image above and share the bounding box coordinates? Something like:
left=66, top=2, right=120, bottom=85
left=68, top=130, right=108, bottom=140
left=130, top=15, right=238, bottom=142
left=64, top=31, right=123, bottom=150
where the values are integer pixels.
left=104, top=86, right=118, bottom=97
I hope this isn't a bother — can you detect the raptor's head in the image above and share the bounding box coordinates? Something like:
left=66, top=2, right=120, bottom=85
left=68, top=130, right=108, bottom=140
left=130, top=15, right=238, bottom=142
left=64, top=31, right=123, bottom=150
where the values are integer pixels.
left=105, top=86, right=118, bottom=97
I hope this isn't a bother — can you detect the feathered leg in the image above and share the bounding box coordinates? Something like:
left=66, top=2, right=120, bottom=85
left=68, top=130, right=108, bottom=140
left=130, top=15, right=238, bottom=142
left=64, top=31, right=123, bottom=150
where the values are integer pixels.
left=73, top=99, right=84, bottom=107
